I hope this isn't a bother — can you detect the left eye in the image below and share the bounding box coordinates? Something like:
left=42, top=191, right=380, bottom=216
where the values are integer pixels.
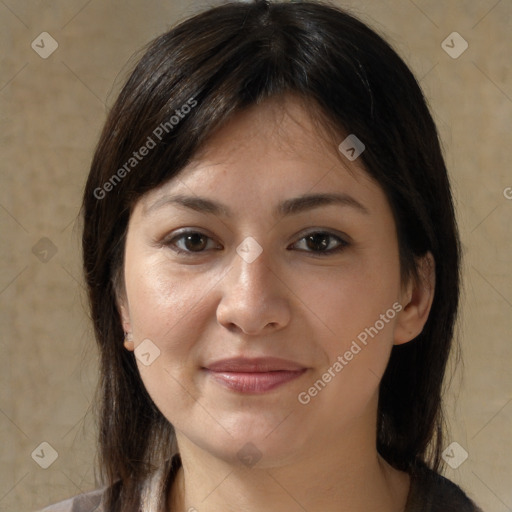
left=291, top=232, right=348, bottom=254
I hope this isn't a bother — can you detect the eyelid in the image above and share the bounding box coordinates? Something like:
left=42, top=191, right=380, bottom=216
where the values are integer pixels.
left=162, top=227, right=213, bottom=240
left=292, top=227, right=351, bottom=244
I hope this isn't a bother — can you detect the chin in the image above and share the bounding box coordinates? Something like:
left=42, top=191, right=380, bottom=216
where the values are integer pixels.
left=185, top=414, right=312, bottom=469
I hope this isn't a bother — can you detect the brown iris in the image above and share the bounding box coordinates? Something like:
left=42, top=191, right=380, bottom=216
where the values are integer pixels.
left=305, top=233, right=330, bottom=251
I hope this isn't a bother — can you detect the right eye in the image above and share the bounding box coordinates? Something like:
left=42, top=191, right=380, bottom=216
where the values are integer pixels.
left=164, top=230, right=222, bottom=255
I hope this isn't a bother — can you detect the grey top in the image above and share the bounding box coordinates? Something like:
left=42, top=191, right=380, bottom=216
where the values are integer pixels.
left=38, top=455, right=483, bottom=512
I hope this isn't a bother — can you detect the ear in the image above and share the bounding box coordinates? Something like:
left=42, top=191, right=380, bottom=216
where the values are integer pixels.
left=394, top=252, right=435, bottom=345
left=117, top=294, right=135, bottom=352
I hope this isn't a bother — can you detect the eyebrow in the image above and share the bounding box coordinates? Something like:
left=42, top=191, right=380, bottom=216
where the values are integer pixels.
left=144, top=192, right=369, bottom=218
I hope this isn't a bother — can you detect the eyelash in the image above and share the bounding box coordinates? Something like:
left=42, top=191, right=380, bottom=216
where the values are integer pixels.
left=163, top=229, right=349, bottom=257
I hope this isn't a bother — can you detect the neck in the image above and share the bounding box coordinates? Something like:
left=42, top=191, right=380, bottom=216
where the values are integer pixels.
left=168, top=396, right=410, bottom=512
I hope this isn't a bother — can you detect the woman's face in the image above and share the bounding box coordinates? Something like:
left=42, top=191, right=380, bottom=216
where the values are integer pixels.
left=119, top=97, right=416, bottom=467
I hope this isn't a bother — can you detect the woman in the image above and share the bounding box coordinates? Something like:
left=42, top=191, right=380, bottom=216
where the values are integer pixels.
left=41, top=1, right=482, bottom=510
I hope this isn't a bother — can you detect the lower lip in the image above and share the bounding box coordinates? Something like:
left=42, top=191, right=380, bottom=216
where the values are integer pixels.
left=205, top=369, right=307, bottom=393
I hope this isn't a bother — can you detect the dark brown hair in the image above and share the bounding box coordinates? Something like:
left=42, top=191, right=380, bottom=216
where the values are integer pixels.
left=82, top=1, right=461, bottom=509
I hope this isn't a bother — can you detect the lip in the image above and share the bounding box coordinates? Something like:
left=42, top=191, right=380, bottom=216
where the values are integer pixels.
left=203, top=357, right=308, bottom=394
left=205, top=357, right=307, bottom=372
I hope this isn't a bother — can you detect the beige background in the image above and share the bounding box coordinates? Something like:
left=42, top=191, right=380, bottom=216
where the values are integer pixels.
left=0, top=0, right=510, bottom=511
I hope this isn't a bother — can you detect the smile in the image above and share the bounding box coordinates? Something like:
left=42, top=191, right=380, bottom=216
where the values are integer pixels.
left=202, top=356, right=309, bottom=393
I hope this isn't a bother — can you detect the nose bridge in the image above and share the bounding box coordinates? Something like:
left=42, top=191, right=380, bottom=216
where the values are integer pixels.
left=230, top=248, right=277, bottom=305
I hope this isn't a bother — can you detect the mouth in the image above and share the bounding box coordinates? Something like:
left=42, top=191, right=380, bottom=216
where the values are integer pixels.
left=202, top=357, right=308, bottom=394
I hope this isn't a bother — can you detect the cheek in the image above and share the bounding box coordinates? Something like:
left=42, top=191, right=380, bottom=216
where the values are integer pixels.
left=295, top=256, right=401, bottom=346
left=124, top=256, right=211, bottom=348
left=293, top=252, right=402, bottom=399
left=296, top=268, right=401, bottom=423
left=124, top=260, right=215, bottom=419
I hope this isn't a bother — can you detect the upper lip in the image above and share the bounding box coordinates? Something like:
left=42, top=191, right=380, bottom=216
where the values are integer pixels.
left=204, top=357, right=307, bottom=372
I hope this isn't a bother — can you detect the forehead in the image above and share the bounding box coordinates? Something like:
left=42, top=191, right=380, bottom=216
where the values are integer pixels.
left=187, top=96, right=348, bottom=169
left=139, top=96, right=378, bottom=210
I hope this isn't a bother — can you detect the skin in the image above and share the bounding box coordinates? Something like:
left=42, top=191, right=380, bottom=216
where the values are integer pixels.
left=119, top=96, right=435, bottom=512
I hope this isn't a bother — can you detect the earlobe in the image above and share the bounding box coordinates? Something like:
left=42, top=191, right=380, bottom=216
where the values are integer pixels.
left=123, top=331, right=135, bottom=351
left=394, top=252, right=435, bottom=345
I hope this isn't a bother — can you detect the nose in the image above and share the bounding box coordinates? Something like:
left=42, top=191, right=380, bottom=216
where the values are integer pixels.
left=216, top=250, right=291, bottom=335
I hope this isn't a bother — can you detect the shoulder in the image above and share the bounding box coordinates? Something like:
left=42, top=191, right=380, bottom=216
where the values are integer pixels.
left=37, top=488, right=105, bottom=512
left=36, top=456, right=180, bottom=512
left=407, top=462, right=483, bottom=512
